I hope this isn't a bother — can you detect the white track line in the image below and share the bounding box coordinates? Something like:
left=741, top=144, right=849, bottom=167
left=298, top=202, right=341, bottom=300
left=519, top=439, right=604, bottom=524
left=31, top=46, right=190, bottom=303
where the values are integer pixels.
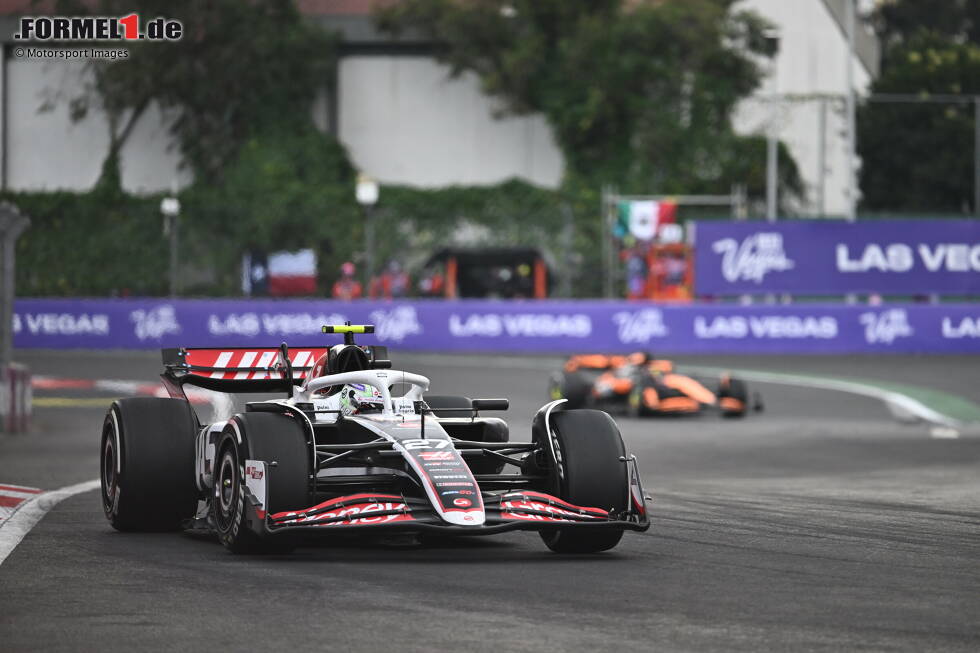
left=0, top=479, right=100, bottom=566
left=401, top=354, right=971, bottom=429
left=679, top=365, right=966, bottom=429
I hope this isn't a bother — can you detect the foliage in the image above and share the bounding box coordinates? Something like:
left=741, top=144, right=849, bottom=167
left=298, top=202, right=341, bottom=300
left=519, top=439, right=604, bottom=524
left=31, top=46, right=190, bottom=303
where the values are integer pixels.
left=376, top=0, right=800, bottom=202
left=11, top=0, right=812, bottom=298
left=50, top=0, right=338, bottom=187
left=8, top=189, right=168, bottom=297
left=858, top=1, right=980, bottom=212
left=871, top=0, right=980, bottom=59
left=182, top=126, right=359, bottom=294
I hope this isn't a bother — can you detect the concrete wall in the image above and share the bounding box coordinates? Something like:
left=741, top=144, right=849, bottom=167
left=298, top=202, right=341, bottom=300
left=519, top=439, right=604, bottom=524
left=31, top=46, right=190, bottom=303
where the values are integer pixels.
left=4, top=57, right=188, bottom=193
left=0, top=1, right=875, bottom=209
left=337, top=55, right=563, bottom=188
left=733, top=0, right=874, bottom=217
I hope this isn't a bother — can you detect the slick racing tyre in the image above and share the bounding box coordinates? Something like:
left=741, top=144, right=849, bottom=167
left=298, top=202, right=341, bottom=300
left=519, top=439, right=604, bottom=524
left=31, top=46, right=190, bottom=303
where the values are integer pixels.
left=548, top=371, right=591, bottom=409
left=212, top=412, right=310, bottom=554
left=101, top=398, right=198, bottom=532
left=718, top=376, right=749, bottom=418
left=538, top=409, right=628, bottom=553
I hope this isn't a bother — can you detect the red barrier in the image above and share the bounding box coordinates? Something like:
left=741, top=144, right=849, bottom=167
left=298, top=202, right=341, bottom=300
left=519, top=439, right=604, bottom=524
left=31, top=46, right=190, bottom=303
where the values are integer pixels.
left=1, top=363, right=31, bottom=433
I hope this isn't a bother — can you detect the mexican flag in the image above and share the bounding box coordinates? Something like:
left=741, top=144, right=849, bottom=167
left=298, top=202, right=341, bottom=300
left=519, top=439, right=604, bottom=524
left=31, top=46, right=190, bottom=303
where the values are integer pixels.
left=615, top=200, right=677, bottom=241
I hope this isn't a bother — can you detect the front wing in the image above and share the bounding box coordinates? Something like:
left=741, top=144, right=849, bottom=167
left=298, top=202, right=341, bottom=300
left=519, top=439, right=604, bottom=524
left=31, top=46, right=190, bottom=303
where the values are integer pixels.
left=249, top=490, right=648, bottom=536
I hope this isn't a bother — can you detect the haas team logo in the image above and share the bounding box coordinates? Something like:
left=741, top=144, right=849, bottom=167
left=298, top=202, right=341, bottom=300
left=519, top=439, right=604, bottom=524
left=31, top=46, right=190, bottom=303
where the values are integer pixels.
left=370, top=306, right=422, bottom=342
left=713, top=233, right=795, bottom=283
left=612, top=309, right=669, bottom=344
left=859, top=309, right=913, bottom=344
left=130, top=305, right=180, bottom=341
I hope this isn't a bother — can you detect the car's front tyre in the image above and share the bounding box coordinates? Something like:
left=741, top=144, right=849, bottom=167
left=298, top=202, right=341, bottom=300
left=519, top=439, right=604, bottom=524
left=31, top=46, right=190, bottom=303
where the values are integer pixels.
left=535, top=409, right=628, bottom=553
left=211, top=413, right=310, bottom=554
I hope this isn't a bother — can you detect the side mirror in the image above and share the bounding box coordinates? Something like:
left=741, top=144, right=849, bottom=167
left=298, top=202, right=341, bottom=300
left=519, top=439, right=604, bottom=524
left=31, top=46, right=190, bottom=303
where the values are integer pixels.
left=471, top=398, right=509, bottom=412
left=372, top=359, right=392, bottom=369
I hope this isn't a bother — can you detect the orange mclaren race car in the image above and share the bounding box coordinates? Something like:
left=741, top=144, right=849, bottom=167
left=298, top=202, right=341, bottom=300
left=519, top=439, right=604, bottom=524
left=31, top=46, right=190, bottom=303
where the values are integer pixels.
left=548, top=353, right=761, bottom=418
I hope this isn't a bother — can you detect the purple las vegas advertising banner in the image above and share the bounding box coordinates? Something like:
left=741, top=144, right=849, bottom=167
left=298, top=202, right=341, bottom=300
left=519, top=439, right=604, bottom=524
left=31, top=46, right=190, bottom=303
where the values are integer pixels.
left=693, top=219, right=980, bottom=295
left=11, top=298, right=980, bottom=354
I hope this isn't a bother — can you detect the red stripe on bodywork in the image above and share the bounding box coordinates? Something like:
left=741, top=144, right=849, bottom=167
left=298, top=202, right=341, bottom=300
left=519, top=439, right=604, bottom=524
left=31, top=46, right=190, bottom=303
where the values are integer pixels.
left=503, top=491, right=609, bottom=516
left=0, top=495, right=26, bottom=508
left=184, top=348, right=329, bottom=380
left=269, top=493, right=404, bottom=520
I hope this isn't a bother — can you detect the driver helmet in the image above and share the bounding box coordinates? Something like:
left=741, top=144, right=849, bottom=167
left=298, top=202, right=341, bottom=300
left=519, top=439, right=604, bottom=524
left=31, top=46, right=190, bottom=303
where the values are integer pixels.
left=628, top=351, right=653, bottom=366
left=339, top=383, right=385, bottom=416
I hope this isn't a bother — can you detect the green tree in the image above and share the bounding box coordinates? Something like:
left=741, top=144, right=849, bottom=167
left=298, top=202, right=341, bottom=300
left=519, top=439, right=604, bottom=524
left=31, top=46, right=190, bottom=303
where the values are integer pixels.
left=859, top=0, right=980, bottom=213
left=182, top=126, right=358, bottom=294
left=871, top=0, right=980, bottom=58
left=376, top=0, right=799, bottom=201
left=50, top=0, right=338, bottom=187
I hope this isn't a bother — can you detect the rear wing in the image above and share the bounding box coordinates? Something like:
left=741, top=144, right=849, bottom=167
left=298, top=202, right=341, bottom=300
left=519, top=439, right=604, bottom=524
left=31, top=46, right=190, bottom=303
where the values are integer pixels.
left=161, top=344, right=389, bottom=394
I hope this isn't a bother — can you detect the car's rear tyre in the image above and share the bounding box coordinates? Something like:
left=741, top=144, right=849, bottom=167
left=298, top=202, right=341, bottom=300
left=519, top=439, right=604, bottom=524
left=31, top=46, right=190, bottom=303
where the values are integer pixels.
left=100, top=398, right=199, bottom=532
left=537, top=409, right=627, bottom=553
left=212, top=412, right=311, bottom=554
left=548, top=371, right=591, bottom=409
left=718, top=377, right=749, bottom=418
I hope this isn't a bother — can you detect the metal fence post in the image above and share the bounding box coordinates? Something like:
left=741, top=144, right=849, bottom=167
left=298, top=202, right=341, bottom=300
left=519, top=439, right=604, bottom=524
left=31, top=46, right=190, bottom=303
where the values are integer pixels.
left=844, top=0, right=857, bottom=222
left=974, top=96, right=979, bottom=216
left=0, top=202, right=30, bottom=370
left=0, top=202, right=30, bottom=433
left=601, top=186, right=614, bottom=299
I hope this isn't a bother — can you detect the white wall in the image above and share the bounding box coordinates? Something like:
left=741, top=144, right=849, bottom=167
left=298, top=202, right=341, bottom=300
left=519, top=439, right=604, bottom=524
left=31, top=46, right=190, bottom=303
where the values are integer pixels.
left=733, top=0, right=874, bottom=217
left=4, top=57, right=187, bottom=193
left=7, top=57, right=109, bottom=190
left=337, top=56, right=563, bottom=188
left=1, top=2, right=872, bottom=210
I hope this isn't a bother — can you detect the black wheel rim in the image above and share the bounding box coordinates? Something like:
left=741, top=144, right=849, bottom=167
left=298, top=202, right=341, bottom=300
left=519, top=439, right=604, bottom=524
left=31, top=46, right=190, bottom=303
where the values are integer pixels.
left=214, top=449, right=238, bottom=531
left=101, top=425, right=117, bottom=513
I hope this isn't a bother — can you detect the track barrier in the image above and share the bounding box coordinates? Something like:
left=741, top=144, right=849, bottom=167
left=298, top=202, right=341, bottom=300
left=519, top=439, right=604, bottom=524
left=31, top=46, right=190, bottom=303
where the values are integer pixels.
left=11, top=298, right=980, bottom=354
left=1, top=363, right=31, bottom=433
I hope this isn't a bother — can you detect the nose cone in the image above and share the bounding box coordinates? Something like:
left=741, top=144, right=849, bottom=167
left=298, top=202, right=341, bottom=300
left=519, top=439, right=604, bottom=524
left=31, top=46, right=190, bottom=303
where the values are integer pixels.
left=440, top=509, right=486, bottom=526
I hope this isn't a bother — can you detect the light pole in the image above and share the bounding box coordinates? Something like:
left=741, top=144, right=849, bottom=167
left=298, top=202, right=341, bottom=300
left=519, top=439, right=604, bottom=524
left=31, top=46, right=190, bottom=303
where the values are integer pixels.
left=844, top=0, right=857, bottom=222
left=161, top=195, right=181, bottom=297
left=356, top=173, right=379, bottom=290
left=0, top=202, right=30, bottom=370
left=764, top=28, right=781, bottom=222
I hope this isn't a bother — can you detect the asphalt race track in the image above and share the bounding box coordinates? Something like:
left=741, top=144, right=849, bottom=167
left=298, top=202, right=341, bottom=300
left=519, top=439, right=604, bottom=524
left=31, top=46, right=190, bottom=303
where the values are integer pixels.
left=1, top=350, right=978, bottom=652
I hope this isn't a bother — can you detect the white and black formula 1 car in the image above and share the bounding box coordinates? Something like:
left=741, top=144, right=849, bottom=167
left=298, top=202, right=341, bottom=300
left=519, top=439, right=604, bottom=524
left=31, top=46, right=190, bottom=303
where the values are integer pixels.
left=99, top=325, right=649, bottom=554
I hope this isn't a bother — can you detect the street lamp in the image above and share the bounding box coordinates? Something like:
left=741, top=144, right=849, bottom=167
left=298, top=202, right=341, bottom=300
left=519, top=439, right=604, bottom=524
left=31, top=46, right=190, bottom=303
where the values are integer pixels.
left=763, top=27, right=781, bottom=223
left=844, top=0, right=857, bottom=222
left=356, top=173, right=379, bottom=288
left=161, top=195, right=181, bottom=297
